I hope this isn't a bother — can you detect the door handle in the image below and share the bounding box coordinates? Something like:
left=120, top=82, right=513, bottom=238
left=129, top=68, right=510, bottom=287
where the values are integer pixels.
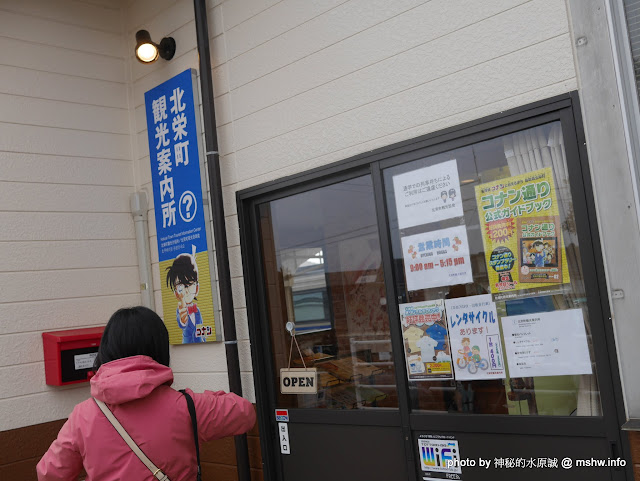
left=609, top=441, right=623, bottom=471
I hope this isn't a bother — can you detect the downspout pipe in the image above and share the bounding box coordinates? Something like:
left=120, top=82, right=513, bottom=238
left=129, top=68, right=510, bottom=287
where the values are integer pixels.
left=192, top=2, right=251, bottom=481
left=130, top=192, right=155, bottom=310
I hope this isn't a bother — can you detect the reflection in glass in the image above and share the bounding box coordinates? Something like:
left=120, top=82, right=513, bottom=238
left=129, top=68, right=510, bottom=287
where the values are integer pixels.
left=259, top=176, right=398, bottom=410
left=283, top=248, right=332, bottom=335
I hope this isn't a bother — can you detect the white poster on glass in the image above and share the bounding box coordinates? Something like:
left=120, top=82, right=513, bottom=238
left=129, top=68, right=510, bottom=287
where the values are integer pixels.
left=392, top=159, right=463, bottom=229
left=401, top=225, right=472, bottom=291
left=501, top=308, right=592, bottom=378
left=445, top=294, right=506, bottom=381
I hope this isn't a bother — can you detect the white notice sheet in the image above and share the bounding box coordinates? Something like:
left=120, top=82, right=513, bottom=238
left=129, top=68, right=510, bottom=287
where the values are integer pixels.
left=392, top=159, right=463, bottom=229
left=501, top=308, right=592, bottom=378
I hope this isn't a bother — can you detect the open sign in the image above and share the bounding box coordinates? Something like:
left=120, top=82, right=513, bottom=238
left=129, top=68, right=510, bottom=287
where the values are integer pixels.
left=280, top=368, right=318, bottom=394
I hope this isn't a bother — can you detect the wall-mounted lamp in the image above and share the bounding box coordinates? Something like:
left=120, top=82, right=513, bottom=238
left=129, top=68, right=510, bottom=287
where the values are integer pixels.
left=135, top=30, right=176, bottom=64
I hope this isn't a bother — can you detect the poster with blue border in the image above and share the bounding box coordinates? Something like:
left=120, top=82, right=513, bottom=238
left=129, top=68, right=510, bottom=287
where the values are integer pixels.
left=145, top=68, right=216, bottom=344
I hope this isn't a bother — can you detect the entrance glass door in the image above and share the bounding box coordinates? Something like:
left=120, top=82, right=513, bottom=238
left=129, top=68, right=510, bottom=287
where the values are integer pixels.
left=255, top=173, right=407, bottom=480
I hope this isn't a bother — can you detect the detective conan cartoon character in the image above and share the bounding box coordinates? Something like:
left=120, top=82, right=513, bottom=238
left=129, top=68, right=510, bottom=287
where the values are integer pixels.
left=166, top=246, right=206, bottom=343
left=441, top=191, right=448, bottom=203
left=448, top=188, right=457, bottom=202
left=531, top=240, right=546, bottom=267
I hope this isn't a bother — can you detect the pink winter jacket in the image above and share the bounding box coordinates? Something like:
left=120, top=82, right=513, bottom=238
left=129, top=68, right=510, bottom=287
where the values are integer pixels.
left=36, top=355, right=256, bottom=481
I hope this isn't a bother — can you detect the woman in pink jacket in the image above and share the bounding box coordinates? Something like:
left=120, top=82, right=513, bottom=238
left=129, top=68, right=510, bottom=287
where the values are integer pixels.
left=37, top=306, right=256, bottom=481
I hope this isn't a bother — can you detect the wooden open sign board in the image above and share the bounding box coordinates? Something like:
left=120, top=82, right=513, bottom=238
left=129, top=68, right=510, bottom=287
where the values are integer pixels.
left=280, top=368, right=318, bottom=394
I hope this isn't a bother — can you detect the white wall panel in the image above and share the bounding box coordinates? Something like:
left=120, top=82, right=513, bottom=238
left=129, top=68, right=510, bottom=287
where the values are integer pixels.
left=216, top=122, right=235, bottom=156
left=0, top=65, right=127, bottom=109
left=0, top=294, right=140, bottom=335
left=213, top=63, right=230, bottom=96
left=0, top=36, right=125, bottom=83
left=228, top=0, right=423, bottom=89
left=232, top=0, right=568, bottom=150
left=0, top=152, right=132, bottom=186
left=130, top=0, right=191, bottom=38
left=0, top=0, right=121, bottom=32
left=0, top=266, right=140, bottom=304
left=222, top=183, right=237, bottom=216
left=234, top=308, right=250, bottom=342
left=236, top=79, right=576, bottom=191
left=231, top=0, right=529, bottom=119
left=234, top=35, right=574, bottom=181
left=0, top=213, right=134, bottom=241
left=0, top=240, right=137, bottom=272
left=238, top=340, right=253, bottom=373
left=0, top=363, right=47, bottom=399
left=0, top=333, right=52, bottom=367
left=0, top=93, right=128, bottom=135
left=0, top=183, right=132, bottom=213
left=224, top=0, right=348, bottom=60
left=0, top=9, right=124, bottom=57
left=241, top=372, right=255, bottom=403
left=208, top=4, right=224, bottom=38
left=219, top=153, right=237, bottom=187
left=221, top=0, right=281, bottom=31
left=0, top=388, right=91, bottom=432
left=227, top=245, right=243, bottom=279
left=0, top=7, right=137, bottom=439
left=171, top=372, right=230, bottom=393
left=0, top=123, right=129, bottom=160
left=205, top=0, right=225, bottom=12
left=169, top=343, right=228, bottom=371
left=126, top=0, right=178, bottom=32
left=149, top=234, right=160, bottom=264
left=231, top=277, right=246, bottom=310
left=225, top=215, right=240, bottom=248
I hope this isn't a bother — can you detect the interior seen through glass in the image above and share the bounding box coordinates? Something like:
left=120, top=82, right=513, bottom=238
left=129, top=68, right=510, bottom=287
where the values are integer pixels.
left=259, top=175, right=398, bottom=410
left=384, top=121, right=600, bottom=415
left=258, top=121, right=601, bottom=415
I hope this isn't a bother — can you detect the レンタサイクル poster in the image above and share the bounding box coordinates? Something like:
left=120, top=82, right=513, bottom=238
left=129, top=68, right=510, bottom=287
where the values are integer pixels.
left=445, top=295, right=506, bottom=381
left=392, top=159, right=463, bottom=229
left=401, top=225, right=472, bottom=292
left=399, top=300, right=453, bottom=380
left=501, top=309, right=592, bottom=378
left=475, top=167, right=570, bottom=300
left=145, top=69, right=218, bottom=345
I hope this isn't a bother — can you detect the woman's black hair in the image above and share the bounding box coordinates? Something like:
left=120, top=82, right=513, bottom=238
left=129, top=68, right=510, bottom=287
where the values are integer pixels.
left=94, top=306, right=170, bottom=370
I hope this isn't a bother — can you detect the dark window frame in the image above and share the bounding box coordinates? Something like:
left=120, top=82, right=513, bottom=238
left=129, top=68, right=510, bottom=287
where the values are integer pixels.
left=237, top=92, right=630, bottom=481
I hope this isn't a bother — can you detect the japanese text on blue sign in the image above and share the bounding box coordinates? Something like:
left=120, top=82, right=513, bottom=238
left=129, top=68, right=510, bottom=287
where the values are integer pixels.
left=145, top=69, right=208, bottom=262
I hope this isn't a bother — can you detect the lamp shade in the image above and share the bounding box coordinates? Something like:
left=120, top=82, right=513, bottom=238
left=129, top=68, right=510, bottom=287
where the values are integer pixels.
left=135, top=30, right=159, bottom=63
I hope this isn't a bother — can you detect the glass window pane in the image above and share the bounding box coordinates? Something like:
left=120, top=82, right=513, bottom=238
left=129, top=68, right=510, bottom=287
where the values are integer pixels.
left=258, top=175, right=398, bottom=410
left=383, top=121, right=601, bottom=416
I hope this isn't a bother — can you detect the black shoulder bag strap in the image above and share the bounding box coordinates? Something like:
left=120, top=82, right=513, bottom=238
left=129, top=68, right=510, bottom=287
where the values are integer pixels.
left=180, top=390, right=202, bottom=481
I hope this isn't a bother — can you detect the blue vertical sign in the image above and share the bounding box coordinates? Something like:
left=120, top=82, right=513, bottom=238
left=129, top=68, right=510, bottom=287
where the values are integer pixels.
left=145, top=69, right=216, bottom=344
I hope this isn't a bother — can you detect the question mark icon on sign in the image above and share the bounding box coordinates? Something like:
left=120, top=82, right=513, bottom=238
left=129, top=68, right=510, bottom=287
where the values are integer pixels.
left=179, top=191, right=197, bottom=222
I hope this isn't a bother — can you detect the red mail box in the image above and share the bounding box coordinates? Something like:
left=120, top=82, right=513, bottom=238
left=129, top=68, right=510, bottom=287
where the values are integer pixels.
left=42, top=327, right=105, bottom=386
